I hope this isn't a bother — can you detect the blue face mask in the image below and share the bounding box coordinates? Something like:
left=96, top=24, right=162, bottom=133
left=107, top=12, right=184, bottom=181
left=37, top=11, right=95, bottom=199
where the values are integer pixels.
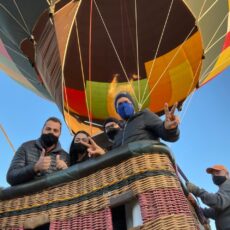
left=117, top=102, right=134, bottom=120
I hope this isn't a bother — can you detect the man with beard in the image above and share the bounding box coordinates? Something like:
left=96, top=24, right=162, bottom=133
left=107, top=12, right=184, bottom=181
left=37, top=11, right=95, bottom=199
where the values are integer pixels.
left=7, top=117, right=69, bottom=186
left=186, top=165, right=230, bottom=230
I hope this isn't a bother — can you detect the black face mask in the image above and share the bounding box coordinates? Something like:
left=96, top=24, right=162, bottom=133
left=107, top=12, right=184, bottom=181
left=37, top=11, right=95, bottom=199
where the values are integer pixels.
left=40, top=133, right=58, bottom=149
left=71, top=143, right=88, bottom=154
left=212, top=175, right=227, bottom=186
left=106, top=127, right=120, bottom=141
left=70, top=143, right=88, bottom=165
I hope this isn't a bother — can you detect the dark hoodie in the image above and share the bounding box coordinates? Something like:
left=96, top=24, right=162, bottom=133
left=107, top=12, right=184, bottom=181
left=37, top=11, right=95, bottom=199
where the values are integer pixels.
left=112, top=109, right=179, bottom=148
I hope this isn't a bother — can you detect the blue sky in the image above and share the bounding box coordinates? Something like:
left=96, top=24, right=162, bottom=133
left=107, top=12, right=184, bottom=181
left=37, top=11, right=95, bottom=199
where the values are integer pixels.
left=0, top=69, right=230, bottom=229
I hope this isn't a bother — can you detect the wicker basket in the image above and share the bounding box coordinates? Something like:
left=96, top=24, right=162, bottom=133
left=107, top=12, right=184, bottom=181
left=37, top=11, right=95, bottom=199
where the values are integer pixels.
left=0, top=142, right=204, bottom=229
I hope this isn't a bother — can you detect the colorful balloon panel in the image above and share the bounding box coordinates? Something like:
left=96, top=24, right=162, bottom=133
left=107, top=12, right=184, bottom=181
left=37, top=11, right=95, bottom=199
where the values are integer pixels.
left=0, top=0, right=229, bottom=133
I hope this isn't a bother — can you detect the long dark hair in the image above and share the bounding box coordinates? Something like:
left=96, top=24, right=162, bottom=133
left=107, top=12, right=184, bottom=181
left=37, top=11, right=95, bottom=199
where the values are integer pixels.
left=69, top=130, right=90, bottom=166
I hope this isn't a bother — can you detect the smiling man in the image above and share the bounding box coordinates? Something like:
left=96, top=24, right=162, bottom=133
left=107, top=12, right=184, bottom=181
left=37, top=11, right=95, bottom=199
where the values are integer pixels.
left=7, top=117, right=69, bottom=186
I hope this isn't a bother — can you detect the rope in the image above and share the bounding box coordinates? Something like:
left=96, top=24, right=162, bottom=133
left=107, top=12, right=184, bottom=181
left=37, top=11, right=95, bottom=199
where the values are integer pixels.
left=157, top=55, right=201, bottom=151
left=93, top=0, right=139, bottom=103
left=59, top=6, right=95, bottom=135
left=88, top=0, right=93, bottom=134
left=134, top=0, right=141, bottom=105
left=120, top=2, right=126, bottom=79
left=0, top=3, right=30, bottom=35
left=180, top=90, right=196, bottom=124
left=0, top=40, right=28, bottom=59
left=205, top=32, right=228, bottom=55
left=75, top=18, right=91, bottom=129
left=197, top=0, right=218, bottom=22
left=0, top=28, right=19, bottom=48
left=197, top=0, right=208, bottom=20
left=0, top=124, right=15, bottom=154
left=168, top=1, right=228, bottom=151
left=141, top=0, right=175, bottom=106
left=179, top=0, right=228, bottom=89
left=140, top=26, right=197, bottom=107
left=188, top=59, right=202, bottom=94
left=179, top=60, right=202, bottom=123
left=13, top=0, right=30, bottom=34
left=200, top=55, right=230, bottom=83
left=140, top=0, right=224, bottom=110
left=177, top=0, right=227, bottom=120
left=204, top=13, right=228, bottom=54
left=0, top=35, right=40, bottom=85
left=62, top=77, right=73, bottom=135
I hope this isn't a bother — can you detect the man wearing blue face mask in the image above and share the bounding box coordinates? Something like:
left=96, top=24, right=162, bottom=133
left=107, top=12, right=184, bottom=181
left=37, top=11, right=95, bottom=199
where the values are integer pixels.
left=186, top=165, right=230, bottom=230
left=113, top=92, right=180, bottom=148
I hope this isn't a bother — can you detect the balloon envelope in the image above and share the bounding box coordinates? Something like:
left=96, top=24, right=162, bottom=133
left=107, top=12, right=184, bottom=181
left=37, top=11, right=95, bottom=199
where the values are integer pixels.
left=0, top=0, right=229, bottom=133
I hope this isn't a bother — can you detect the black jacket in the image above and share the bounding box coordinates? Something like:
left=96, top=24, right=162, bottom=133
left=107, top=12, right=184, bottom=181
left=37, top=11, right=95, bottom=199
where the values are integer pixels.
left=7, top=139, right=69, bottom=186
left=113, top=109, right=179, bottom=148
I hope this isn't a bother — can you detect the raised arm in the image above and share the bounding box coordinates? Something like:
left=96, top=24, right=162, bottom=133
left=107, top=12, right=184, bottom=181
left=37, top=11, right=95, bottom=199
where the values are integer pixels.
left=144, top=104, right=180, bottom=142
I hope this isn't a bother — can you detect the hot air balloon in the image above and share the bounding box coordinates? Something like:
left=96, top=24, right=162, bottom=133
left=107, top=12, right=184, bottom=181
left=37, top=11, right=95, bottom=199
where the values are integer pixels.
left=0, top=1, right=228, bottom=229
left=0, top=0, right=229, bottom=134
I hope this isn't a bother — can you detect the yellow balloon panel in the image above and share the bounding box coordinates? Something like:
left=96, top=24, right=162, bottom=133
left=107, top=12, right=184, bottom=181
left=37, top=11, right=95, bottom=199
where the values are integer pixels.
left=64, top=110, right=101, bottom=135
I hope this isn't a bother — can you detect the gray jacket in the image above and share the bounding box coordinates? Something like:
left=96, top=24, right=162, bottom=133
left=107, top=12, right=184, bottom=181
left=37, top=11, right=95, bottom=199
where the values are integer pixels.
left=197, top=179, right=230, bottom=230
left=113, top=109, right=179, bottom=148
left=7, top=139, right=69, bottom=186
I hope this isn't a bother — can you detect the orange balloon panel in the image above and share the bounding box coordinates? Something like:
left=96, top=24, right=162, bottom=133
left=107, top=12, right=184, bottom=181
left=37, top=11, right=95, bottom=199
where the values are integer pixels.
left=145, top=32, right=202, bottom=112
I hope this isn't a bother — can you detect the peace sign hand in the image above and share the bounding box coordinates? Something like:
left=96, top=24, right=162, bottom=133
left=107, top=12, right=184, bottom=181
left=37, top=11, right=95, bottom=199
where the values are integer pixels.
left=164, top=102, right=180, bottom=130
left=80, top=137, right=105, bottom=157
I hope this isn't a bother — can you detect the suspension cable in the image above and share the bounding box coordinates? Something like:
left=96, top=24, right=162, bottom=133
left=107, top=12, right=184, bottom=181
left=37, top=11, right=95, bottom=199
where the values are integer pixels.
left=93, top=0, right=139, bottom=103
left=0, top=3, right=30, bottom=35
left=0, top=124, right=15, bottom=154
left=134, top=0, right=141, bottom=106
left=75, top=18, right=92, bottom=130
left=140, top=26, right=196, bottom=107
left=13, top=0, right=30, bottom=34
left=141, top=0, right=175, bottom=105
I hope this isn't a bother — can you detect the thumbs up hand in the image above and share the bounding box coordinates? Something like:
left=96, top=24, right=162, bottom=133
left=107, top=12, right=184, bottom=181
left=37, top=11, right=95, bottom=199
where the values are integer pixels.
left=34, top=148, right=51, bottom=173
left=56, top=154, right=68, bottom=170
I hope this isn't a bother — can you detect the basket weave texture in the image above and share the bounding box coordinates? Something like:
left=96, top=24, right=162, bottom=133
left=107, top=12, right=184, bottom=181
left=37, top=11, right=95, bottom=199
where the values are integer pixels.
left=0, top=152, right=200, bottom=229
